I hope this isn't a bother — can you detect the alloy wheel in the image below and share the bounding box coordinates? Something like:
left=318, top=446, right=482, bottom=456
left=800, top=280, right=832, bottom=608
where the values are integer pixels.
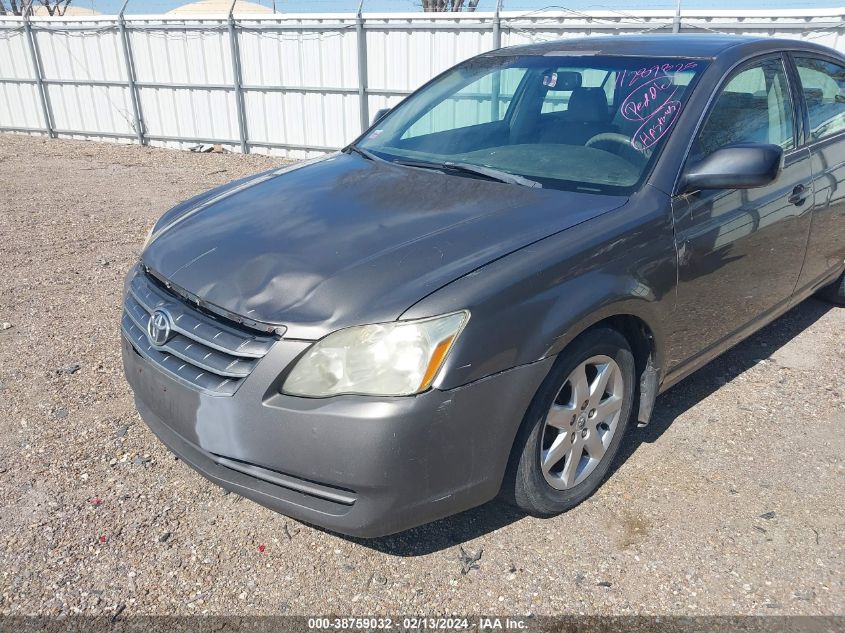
left=539, top=354, right=625, bottom=490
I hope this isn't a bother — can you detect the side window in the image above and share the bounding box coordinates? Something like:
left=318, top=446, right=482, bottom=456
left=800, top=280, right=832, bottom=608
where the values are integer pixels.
left=402, top=68, right=527, bottom=139
left=692, top=57, right=795, bottom=161
left=794, top=56, right=845, bottom=142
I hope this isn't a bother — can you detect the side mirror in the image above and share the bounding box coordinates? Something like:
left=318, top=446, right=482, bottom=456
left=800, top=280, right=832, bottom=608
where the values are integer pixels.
left=680, top=143, right=784, bottom=193
left=371, top=108, right=390, bottom=125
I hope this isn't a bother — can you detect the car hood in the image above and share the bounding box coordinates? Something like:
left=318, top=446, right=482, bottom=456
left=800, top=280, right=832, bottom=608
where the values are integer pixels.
left=142, top=153, right=628, bottom=339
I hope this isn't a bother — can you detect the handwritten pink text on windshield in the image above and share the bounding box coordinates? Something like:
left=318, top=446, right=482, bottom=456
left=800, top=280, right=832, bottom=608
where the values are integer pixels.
left=620, top=76, right=677, bottom=122
left=633, top=101, right=681, bottom=151
left=615, top=61, right=698, bottom=152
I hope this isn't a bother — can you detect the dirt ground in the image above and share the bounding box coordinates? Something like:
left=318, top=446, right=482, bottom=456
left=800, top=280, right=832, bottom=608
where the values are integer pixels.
left=0, top=133, right=843, bottom=618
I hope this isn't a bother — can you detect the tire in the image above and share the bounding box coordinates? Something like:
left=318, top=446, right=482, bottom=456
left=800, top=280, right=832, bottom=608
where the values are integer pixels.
left=817, top=270, right=845, bottom=306
left=505, top=327, right=636, bottom=517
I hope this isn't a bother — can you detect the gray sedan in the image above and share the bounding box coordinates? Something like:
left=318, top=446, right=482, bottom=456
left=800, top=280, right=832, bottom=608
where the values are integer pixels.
left=122, top=34, right=845, bottom=537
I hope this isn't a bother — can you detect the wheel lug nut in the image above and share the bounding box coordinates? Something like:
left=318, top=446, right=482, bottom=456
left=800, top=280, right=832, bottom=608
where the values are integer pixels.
left=581, top=429, right=588, bottom=438
left=581, top=400, right=588, bottom=410
left=588, top=409, right=596, bottom=418
left=570, top=432, right=576, bottom=442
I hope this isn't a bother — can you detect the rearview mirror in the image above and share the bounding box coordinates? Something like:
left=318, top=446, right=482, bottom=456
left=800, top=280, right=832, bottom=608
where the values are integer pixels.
left=541, top=70, right=582, bottom=91
left=680, top=143, right=784, bottom=193
left=372, top=108, right=390, bottom=125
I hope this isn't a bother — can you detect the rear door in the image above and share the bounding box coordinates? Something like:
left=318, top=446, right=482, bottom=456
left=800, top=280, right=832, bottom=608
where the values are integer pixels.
left=790, top=53, right=845, bottom=293
left=668, top=54, right=813, bottom=369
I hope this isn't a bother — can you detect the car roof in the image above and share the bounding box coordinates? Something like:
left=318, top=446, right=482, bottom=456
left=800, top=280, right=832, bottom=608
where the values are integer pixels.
left=486, top=33, right=841, bottom=61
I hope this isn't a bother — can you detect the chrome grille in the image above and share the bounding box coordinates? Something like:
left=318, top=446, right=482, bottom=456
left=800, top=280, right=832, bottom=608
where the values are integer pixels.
left=121, top=271, right=276, bottom=395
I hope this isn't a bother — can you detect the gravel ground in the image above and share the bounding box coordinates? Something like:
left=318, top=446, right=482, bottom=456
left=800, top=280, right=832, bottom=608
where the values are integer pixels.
left=0, top=133, right=843, bottom=618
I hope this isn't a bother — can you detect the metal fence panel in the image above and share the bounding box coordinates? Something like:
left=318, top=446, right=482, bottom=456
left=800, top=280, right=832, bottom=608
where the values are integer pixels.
left=139, top=85, right=239, bottom=140
left=0, top=22, right=45, bottom=131
left=2, top=9, right=845, bottom=156
left=46, top=82, right=136, bottom=136
left=237, top=17, right=360, bottom=153
left=34, top=19, right=129, bottom=137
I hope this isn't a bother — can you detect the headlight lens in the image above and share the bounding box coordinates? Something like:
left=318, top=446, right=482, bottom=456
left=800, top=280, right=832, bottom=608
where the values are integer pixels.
left=282, top=311, right=469, bottom=397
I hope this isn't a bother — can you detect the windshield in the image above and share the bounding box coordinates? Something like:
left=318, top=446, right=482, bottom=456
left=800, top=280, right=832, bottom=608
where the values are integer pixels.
left=358, top=55, right=707, bottom=194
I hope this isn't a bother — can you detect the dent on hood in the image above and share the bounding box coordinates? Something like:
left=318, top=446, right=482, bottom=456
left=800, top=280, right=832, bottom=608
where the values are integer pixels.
left=142, top=153, right=629, bottom=339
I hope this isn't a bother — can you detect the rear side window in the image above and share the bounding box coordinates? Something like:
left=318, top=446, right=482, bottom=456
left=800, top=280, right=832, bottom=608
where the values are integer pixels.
left=794, top=56, right=845, bottom=142
left=692, top=57, right=795, bottom=160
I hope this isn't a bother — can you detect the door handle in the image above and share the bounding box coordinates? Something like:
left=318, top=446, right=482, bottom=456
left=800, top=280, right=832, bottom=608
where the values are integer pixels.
left=788, top=184, right=810, bottom=206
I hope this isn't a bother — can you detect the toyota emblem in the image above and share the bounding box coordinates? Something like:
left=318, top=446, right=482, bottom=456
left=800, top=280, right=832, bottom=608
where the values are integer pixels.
left=147, top=309, right=172, bottom=347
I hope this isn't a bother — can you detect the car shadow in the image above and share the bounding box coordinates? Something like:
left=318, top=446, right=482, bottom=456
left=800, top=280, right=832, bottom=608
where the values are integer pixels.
left=338, top=298, right=834, bottom=557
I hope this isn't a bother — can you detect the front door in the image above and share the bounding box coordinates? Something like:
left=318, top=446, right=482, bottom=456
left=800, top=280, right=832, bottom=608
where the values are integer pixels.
left=668, top=55, right=813, bottom=370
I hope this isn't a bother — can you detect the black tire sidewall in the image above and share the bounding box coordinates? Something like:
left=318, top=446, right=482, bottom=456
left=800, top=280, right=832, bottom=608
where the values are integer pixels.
left=510, top=327, right=636, bottom=516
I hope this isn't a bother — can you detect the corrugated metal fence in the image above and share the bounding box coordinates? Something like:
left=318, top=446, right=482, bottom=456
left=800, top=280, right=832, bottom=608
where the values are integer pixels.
left=1, top=8, right=844, bottom=157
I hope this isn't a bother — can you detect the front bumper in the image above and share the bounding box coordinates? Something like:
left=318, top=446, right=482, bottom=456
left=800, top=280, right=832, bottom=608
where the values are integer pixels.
left=122, top=335, right=553, bottom=537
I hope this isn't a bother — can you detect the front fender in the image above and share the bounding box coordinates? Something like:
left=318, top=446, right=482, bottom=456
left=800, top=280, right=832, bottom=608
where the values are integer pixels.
left=401, top=186, right=677, bottom=391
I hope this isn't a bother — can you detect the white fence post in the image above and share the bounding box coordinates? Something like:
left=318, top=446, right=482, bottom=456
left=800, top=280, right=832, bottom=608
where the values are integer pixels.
left=228, top=2, right=249, bottom=153
left=672, top=0, right=682, bottom=33
left=490, top=0, right=503, bottom=120
left=492, top=0, right=502, bottom=49
left=23, top=13, right=53, bottom=137
left=356, top=5, right=369, bottom=134
left=119, top=1, right=145, bottom=145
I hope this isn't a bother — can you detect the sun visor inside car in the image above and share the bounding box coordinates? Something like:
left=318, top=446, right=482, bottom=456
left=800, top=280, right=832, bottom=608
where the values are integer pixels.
left=542, top=71, right=582, bottom=91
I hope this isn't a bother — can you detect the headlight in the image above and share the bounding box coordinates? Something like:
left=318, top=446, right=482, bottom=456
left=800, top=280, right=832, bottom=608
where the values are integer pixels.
left=282, top=311, right=469, bottom=397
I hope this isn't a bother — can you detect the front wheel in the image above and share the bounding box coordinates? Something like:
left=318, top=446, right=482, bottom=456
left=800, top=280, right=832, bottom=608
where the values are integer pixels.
left=506, top=328, right=636, bottom=516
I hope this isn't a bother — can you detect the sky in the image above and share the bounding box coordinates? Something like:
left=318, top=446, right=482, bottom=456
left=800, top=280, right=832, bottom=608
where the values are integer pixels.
left=82, top=0, right=845, bottom=16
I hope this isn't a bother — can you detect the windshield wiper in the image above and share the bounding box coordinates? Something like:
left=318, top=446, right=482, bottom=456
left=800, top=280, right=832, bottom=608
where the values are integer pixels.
left=392, top=158, right=541, bottom=188
left=344, top=144, right=379, bottom=161
left=442, top=161, right=542, bottom=188
left=391, top=158, right=446, bottom=170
